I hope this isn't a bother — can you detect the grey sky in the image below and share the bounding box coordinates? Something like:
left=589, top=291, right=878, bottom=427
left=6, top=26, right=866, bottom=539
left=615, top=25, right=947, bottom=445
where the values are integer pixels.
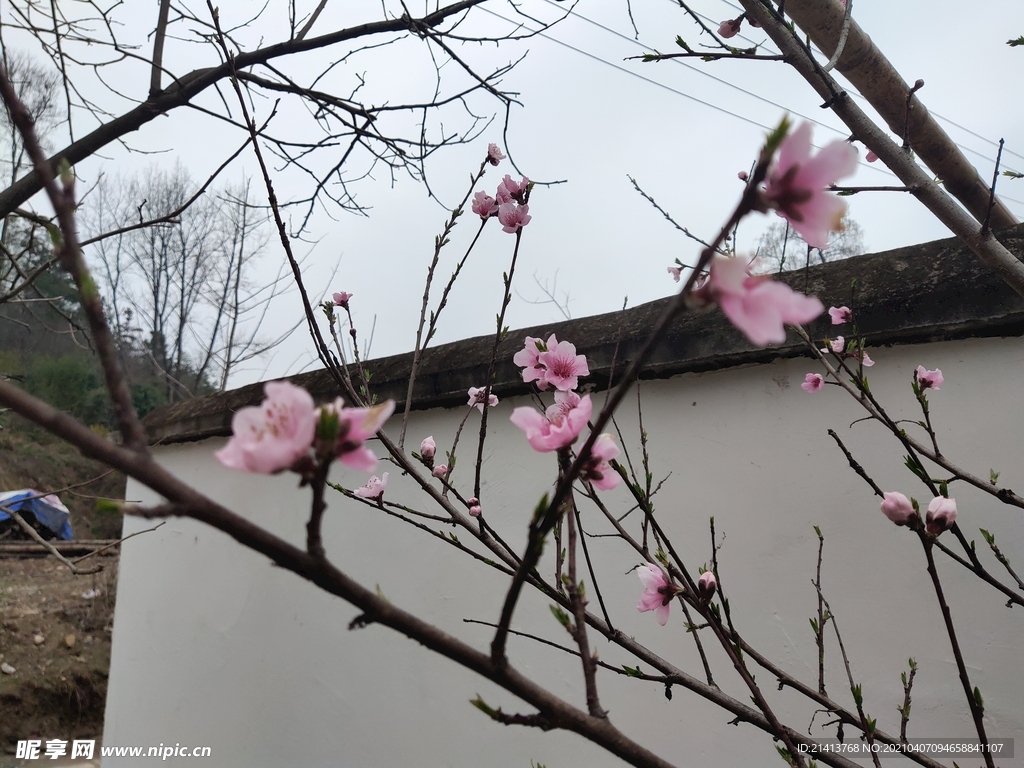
left=9, top=0, right=1024, bottom=386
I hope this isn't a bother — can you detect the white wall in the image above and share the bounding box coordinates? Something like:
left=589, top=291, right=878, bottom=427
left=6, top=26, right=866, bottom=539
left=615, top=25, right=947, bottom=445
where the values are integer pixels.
left=105, top=336, right=1024, bottom=767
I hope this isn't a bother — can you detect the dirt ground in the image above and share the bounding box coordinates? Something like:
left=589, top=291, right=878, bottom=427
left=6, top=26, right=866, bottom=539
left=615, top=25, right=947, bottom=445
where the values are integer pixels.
left=0, top=554, right=119, bottom=766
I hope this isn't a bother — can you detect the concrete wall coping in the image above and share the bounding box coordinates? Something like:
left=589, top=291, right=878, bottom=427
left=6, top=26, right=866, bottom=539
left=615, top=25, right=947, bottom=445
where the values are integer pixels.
left=142, top=225, right=1024, bottom=444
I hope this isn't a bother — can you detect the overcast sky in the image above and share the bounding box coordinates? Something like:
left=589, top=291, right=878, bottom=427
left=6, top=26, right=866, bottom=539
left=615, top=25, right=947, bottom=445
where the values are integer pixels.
left=11, top=0, right=1024, bottom=387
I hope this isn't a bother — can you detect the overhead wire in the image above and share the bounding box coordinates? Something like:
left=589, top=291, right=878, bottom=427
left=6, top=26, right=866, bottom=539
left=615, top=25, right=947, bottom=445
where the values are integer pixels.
left=701, top=0, right=1024, bottom=167
left=530, top=0, right=1024, bottom=208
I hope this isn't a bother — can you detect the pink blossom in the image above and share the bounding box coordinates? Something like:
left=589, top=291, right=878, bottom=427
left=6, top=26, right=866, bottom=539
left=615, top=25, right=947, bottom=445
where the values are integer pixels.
left=801, top=373, right=825, bottom=393
left=467, top=497, right=482, bottom=517
left=737, top=170, right=749, bottom=182
left=925, top=496, right=957, bottom=536
left=332, top=291, right=353, bottom=309
left=822, top=336, right=845, bottom=354
left=880, top=491, right=915, bottom=526
left=319, top=399, right=395, bottom=472
left=580, top=433, right=620, bottom=490
left=513, top=334, right=557, bottom=390
left=668, top=266, right=682, bottom=282
left=467, top=386, right=499, bottom=412
left=697, top=571, right=717, bottom=600
left=216, top=381, right=318, bottom=474
left=915, top=366, right=943, bottom=391
left=858, top=351, right=875, bottom=367
left=486, top=143, right=506, bottom=166
left=497, top=202, right=531, bottom=234
left=419, top=436, right=436, bottom=459
left=866, top=150, right=878, bottom=163
left=829, top=306, right=852, bottom=325
left=472, top=191, right=498, bottom=220
left=718, top=18, right=741, bottom=38
left=354, top=472, right=388, bottom=501
left=699, top=255, right=824, bottom=346
left=432, top=464, right=448, bottom=479
left=764, top=122, right=858, bottom=248
left=495, top=175, right=529, bottom=205
left=510, top=393, right=593, bottom=452
left=637, top=563, right=676, bottom=626
left=538, top=340, right=589, bottom=392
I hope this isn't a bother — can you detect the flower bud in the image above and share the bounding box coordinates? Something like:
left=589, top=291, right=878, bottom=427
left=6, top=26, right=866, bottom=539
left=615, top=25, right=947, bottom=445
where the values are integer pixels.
left=925, top=496, right=957, bottom=536
left=469, top=505, right=482, bottom=517
left=419, top=436, right=436, bottom=460
left=697, top=571, right=717, bottom=600
left=880, top=491, right=915, bottom=526
left=431, top=464, right=448, bottom=479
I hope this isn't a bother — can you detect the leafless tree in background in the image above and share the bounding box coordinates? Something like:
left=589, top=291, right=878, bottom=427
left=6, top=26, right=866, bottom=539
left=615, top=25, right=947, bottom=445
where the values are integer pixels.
left=757, top=217, right=864, bottom=274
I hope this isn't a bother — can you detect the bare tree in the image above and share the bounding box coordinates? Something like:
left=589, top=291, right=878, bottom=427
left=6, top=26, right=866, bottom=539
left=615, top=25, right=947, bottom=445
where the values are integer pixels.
left=0, top=1, right=542, bottom=225
left=757, top=217, right=864, bottom=274
left=85, top=169, right=294, bottom=397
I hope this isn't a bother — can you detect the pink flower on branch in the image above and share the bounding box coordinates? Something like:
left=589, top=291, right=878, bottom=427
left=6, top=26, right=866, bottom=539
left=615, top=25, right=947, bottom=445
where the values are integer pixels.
left=497, top=203, right=531, bottom=234
left=319, top=399, right=395, bottom=472
left=880, top=491, right=915, bottom=526
left=829, top=306, right=852, bottom=325
left=432, top=464, right=448, bottom=479
left=915, top=366, right=943, bottom=391
left=471, top=191, right=498, bottom=220
left=580, top=433, right=620, bottom=490
left=821, top=336, right=845, bottom=355
left=637, top=563, right=677, bottom=626
left=216, top=381, right=318, bottom=474
left=801, top=373, right=825, bottom=393
left=538, top=340, right=589, bottom=392
left=332, top=292, right=353, bottom=310
left=510, top=392, right=593, bottom=452
left=354, top=472, right=388, bottom=501
left=486, top=143, right=505, bottom=166
left=668, top=266, right=682, bottom=282
left=513, top=334, right=557, bottom=390
left=697, top=255, right=824, bottom=346
left=718, top=18, right=741, bottom=38
left=925, top=496, right=957, bottom=536
left=467, top=386, right=499, bottom=412
left=419, top=436, right=436, bottom=460
left=764, top=122, right=858, bottom=248
left=495, top=174, right=529, bottom=205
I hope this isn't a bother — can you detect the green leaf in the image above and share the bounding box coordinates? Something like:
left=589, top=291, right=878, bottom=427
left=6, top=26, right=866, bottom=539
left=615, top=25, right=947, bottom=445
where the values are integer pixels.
left=764, top=116, right=792, bottom=157
left=990, top=469, right=1000, bottom=484
left=980, top=528, right=995, bottom=546
left=1007, top=35, right=1024, bottom=47
left=622, top=664, right=643, bottom=678
left=470, top=696, right=498, bottom=718
left=674, top=35, right=693, bottom=53
left=549, top=604, right=571, bottom=629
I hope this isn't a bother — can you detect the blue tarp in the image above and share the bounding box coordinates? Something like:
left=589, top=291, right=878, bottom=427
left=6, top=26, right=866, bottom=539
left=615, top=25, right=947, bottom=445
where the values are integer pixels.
left=0, top=489, right=74, bottom=540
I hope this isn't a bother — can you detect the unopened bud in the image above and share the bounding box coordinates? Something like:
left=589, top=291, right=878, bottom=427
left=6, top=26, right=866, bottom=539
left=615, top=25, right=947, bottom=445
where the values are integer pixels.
left=697, top=571, right=717, bottom=600
left=419, top=436, right=436, bottom=460
left=880, top=491, right=915, bottom=526
left=925, top=496, right=956, bottom=536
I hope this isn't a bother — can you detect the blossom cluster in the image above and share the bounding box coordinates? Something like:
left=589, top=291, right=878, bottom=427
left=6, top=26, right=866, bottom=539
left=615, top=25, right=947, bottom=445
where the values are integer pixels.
left=470, top=146, right=532, bottom=235
left=215, top=381, right=393, bottom=477
left=509, top=335, right=619, bottom=490
left=879, top=492, right=957, bottom=536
